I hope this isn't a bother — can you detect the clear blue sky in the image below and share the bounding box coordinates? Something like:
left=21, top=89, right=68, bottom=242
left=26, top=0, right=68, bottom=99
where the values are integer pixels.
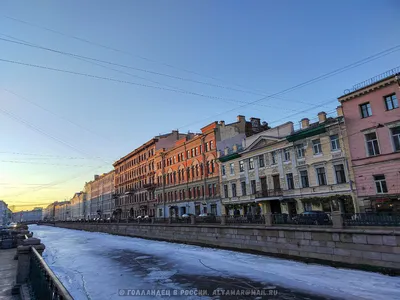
left=0, top=0, right=399, bottom=210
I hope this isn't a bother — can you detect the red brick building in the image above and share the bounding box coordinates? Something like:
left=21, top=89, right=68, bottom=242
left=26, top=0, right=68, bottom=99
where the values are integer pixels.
left=154, top=123, right=219, bottom=217
left=113, top=131, right=186, bottom=219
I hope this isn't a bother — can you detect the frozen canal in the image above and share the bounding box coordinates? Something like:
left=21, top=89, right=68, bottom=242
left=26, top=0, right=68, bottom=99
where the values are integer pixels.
left=30, top=225, right=400, bottom=300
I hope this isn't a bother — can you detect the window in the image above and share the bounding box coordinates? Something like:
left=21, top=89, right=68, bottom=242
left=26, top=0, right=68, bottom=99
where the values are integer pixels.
left=271, top=151, right=277, bottom=164
left=360, top=102, right=372, bottom=118
left=312, top=139, right=322, bottom=155
left=300, top=170, right=309, bottom=188
left=296, top=144, right=305, bottom=158
left=188, top=188, right=192, bottom=198
left=251, top=180, right=256, bottom=194
left=330, top=135, right=340, bottom=151
left=205, top=143, right=209, bottom=152
left=258, top=155, right=265, bottom=168
left=210, top=141, right=214, bottom=150
left=365, top=132, right=380, bottom=156
left=213, top=184, right=217, bottom=196
left=316, top=167, right=327, bottom=185
left=249, top=158, right=254, bottom=170
left=391, top=126, right=400, bottom=151
left=239, top=160, right=244, bottom=172
left=230, top=163, right=235, bottom=175
left=334, top=164, right=346, bottom=184
left=224, top=185, right=228, bottom=198
left=241, top=181, right=247, bottom=196
left=231, top=183, right=237, bottom=197
left=374, top=175, right=388, bottom=194
left=221, top=165, right=226, bottom=176
left=195, top=147, right=198, bottom=156
left=211, top=204, right=217, bottom=215
left=208, top=184, right=212, bottom=196
left=158, top=209, right=162, bottom=217
left=286, top=173, right=294, bottom=190
left=284, top=148, right=291, bottom=161
left=304, top=203, right=312, bottom=212
left=385, top=94, right=399, bottom=111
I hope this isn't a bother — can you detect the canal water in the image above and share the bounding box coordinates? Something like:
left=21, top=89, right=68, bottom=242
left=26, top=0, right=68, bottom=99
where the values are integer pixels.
left=29, top=225, right=400, bottom=300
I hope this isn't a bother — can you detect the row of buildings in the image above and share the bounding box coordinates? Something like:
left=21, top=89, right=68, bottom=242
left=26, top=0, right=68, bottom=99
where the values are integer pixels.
left=43, top=68, right=400, bottom=221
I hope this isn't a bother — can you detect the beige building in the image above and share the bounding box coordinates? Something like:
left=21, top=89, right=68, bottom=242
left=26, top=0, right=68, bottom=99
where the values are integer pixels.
left=54, top=201, right=70, bottom=221
left=70, top=192, right=86, bottom=220
left=220, top=109, right=357, bottom=217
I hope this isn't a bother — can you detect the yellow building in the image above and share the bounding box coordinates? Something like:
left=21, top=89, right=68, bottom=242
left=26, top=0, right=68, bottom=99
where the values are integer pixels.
left=219, top=108, right=357, bottom=218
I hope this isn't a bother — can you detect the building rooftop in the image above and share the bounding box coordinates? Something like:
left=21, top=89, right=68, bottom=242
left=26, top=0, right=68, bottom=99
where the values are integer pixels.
left=340, top=66, right=400, bottom=98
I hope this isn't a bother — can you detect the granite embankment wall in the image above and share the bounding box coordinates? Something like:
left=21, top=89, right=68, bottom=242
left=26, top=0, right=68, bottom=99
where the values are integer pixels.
left=54, top=222, right=400, bottom=274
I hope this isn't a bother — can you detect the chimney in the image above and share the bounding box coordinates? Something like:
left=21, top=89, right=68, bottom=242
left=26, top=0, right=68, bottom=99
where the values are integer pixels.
left=250, top=117, right=261, bottom=130
left=318, top=112, right=327, bottom=123
left=336, top=106, right=343, bottom=117
left=232, top=144, right=238, bottom=152
left=301, top=118, right=310, bottom=129
left=224, top=147, right=229, bottom=155
left=172, top=130, right=179, bottom=138
left=219, top=120, right=225, bottom=126
left=237, top=115, right=246, bottom=123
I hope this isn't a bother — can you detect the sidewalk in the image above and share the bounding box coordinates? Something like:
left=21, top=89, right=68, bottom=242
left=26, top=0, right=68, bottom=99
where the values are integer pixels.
left=0, top=249, right=19, bottom=299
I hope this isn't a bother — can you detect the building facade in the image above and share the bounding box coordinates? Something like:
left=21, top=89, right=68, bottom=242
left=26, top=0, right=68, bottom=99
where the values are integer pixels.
left=338, top=69, right=400, bottom=212
left=89, top=171, right=115, bottom=219
left=155, top=116, right=266, bottom=217
left=220, top=110, right=356, bottom=217
left=54, top=201, right=70, bottom=221
left=12, top=208, right=43, bottom=222
left=70, top=192, right=86, bottom=220
left=0, top=200, right=10, bottom=225
left=113, top=131, right=187, bottom=219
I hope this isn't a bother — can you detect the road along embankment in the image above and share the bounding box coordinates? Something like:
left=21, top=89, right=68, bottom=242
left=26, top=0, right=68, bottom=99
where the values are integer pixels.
left=54, top=222, right=400, bottom=275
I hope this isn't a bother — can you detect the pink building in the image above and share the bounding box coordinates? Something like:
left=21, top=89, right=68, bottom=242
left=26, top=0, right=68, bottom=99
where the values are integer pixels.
left=338, top=68, right=400, bottom=212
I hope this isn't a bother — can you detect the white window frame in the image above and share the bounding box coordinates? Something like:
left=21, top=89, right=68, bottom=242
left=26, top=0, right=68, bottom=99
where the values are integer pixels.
left=312, top=139, right=322, bottom=155
left=230, top=163, right=235, bottom=175
left=374, top=175, right=388, bottom=194
left=330, top=135, right=340, bottom=151
left=391, top=126, right=400, bottom=152
left=221, top=165, right=226, bottom=176
left=249, top=158, right=254, bottom=170
left=296, top=144, right=305, bottom=159
left=299, top=169, right=309, bottom=188
left=333, top=163, right=346, bottom=184
left=271, top=151, right=277, bottom=165
left=315, top=166, right=327, bottom=186
left=239, top=160, right=244, bottom=172
left=284, top=148, right=291, bottom=161
left=364, top=131, right=380, bottom=157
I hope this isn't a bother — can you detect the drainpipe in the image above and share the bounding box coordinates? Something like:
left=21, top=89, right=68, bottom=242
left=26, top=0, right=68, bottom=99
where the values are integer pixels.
left=161, top=152, right=166, bottom=217
left=338, top=115, right=359, bottom=213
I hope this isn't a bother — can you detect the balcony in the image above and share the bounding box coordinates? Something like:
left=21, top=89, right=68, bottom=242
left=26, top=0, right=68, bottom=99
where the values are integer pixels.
left=255, top=189, right=283, bottom=199
left=143, top=183, right=157, bottom=190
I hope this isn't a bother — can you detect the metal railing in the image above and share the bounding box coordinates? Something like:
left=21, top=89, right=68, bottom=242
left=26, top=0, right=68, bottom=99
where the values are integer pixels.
left=272, top=213, right=332, bottom=226
left=255, top=189, right=283, bottom=198
left=226, top=215, right=265, bottom=225
left=29, top=247, right=73, bottom=300
left=195, top=216, right=221, bottom=224
left=344, top=66, right=400, bottom=94
left=343, top=213, right=400, bottom=227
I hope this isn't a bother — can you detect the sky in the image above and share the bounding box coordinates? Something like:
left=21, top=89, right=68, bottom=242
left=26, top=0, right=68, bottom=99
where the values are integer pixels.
left=0, top=0, right=399, bottom=211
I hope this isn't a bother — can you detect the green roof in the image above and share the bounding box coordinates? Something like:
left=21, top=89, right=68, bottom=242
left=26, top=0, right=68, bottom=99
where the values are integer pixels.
left=218, top=153, right=241, bottom=162
left=286, top=124, right=326, bottom=142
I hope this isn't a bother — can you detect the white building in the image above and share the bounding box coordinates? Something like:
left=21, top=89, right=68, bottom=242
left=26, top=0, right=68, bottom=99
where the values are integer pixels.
left=12, top=207, right=43, bottom=222
left=0, top=200, right=10, bottom=225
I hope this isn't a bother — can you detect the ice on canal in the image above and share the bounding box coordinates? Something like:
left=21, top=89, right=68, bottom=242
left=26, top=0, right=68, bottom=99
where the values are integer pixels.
left=30, top=225, right=400, bottom=300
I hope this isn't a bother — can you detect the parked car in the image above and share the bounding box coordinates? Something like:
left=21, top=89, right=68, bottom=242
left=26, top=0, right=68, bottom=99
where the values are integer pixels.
left=197, top=213, right=217, bottom=222
left=181, top=213, right=194, bottom=218
left=8, top=223, right=17, bottom=229
left=292, top=211, right=331, bottom=225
